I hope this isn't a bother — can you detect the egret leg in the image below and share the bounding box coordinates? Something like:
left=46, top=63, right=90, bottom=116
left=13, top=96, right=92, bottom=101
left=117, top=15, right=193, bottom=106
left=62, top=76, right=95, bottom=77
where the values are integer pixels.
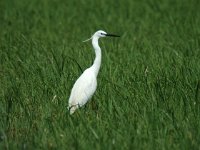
left=91, top=98, right=98, bottom=111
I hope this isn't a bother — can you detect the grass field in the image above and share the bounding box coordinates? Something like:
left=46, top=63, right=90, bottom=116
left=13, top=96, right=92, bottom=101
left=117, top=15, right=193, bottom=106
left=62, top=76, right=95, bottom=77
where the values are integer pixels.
left=0, top=0, right=200, bottom=149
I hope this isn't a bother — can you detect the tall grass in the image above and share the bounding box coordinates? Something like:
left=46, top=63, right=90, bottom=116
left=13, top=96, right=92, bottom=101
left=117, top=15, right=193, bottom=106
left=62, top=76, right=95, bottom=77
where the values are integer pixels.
left=0, top=0, right=200, bottom=149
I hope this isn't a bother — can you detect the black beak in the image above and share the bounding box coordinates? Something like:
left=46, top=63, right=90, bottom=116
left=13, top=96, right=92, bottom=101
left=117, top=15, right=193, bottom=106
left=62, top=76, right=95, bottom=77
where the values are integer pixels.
left=106, top=33, right=120, bottom=37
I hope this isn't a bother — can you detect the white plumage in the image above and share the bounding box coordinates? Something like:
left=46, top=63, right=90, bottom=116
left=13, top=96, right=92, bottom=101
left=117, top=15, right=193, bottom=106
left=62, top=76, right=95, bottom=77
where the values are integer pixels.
left=68, top=30, right=119, bottom=114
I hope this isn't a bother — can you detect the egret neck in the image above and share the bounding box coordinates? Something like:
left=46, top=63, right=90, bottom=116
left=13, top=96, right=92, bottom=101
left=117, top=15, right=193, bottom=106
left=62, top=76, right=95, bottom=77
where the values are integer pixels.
left=91, top=36, right=101, bottom=77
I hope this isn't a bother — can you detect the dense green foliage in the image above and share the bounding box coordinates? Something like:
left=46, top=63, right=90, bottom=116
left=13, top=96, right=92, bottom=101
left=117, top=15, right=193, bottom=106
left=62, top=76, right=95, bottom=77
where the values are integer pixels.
left=0, top=0, right=200, bottom=149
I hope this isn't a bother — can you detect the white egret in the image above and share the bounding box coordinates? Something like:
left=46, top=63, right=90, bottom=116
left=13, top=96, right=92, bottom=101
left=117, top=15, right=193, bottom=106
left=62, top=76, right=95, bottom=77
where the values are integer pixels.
left=68, top=30, right=120, bottom=115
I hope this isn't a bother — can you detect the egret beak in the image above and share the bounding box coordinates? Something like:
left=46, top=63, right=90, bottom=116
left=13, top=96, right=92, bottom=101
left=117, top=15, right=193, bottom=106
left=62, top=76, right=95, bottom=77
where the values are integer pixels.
left=106, top=34, right=120, bottom=37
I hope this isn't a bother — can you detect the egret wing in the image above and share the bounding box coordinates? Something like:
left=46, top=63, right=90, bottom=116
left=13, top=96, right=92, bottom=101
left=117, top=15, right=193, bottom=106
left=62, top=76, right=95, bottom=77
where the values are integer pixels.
left=68, top=69, right=97, bottom=107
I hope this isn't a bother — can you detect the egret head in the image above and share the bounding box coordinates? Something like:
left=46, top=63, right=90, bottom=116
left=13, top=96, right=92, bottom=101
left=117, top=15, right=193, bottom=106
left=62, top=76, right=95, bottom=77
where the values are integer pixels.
left=83, top=30, right=120, bottom=42
left=94, top=30, right=107, bottom=38
left=94, top=30, right=120, bottom=38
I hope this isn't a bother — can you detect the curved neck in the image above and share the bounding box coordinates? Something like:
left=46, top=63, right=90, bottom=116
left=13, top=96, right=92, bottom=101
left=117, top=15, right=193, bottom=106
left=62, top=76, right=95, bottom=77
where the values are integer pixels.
left=91, top=36, right=101, bottom=77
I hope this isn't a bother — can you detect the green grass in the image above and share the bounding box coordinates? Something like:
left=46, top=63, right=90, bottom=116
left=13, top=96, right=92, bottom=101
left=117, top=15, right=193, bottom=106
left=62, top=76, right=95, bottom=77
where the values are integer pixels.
left=0, top=0, right=200, bottom=149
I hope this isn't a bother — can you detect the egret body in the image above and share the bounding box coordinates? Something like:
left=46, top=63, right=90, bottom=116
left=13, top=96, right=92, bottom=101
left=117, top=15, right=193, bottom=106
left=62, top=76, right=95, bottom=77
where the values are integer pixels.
left=68, top=30, right=119, bottom=114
